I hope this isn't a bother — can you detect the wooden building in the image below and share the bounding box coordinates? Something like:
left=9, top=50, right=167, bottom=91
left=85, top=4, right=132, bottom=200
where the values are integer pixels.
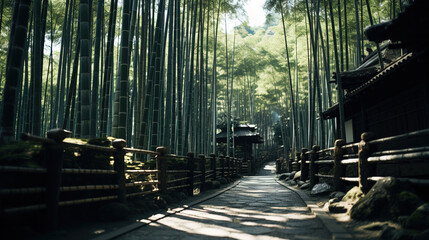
left=322, top=0, right=429, bottom=143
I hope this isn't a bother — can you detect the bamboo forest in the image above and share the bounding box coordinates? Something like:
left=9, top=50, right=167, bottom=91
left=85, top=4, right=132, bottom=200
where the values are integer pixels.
left=2, top=0, right=429, bottom=239
left=0, top=0, right=422, bottom=156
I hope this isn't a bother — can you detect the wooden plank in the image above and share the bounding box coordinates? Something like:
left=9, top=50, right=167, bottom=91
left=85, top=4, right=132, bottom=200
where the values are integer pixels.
left=368, top=151, right=429, bottom=162
left=0, top=166, right=47, bottom=173
left=341, top=158, right=359, bottom=164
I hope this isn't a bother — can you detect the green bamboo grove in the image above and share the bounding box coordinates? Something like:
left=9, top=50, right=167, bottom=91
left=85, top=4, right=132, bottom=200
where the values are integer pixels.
left=0, top=0, right=402, bottom=157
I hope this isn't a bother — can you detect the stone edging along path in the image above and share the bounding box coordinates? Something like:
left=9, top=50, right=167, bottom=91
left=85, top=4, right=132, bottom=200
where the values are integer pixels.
left=275, top=179, right=354, bottom=240
left=92, top=181, right=241, bottom=240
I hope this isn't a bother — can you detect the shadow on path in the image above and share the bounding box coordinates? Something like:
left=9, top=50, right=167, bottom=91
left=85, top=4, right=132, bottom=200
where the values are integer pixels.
left=116, top=162, right=330, bottom=240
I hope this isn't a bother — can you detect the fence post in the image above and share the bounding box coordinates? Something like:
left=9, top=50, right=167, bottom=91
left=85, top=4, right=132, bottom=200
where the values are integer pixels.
left=156, top=146, right=168, bottom=194
left=295, top=152, right=301, bottom=172
left=239, top=158, right=243, bottom=174
left=199, top=154, right=206, bottom=191
left=333, top=139, right=346, bottom=192
left=187, top=152, right=195, bottom=196
left=226, top=156, right=231, bottom=177
left=247, top=159, right=252, bottom=175
left=310, top=145, right=320, bottom=188
left=45, top=128, right=71, bottom=230
left=220, top=155, right=225, bottom=178
left=358, top=132, right=375, bottom=193
left=113, top=139, right=127, bottom=203
left=300, top=148, right=309, bottom=181
left=235, top=158, right=239, bottom=176
left=210, top=153, right=217, bottom=180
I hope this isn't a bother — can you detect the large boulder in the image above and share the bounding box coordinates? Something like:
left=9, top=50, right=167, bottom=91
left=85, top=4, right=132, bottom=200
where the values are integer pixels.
left=405, top=203, right=429, bottom=230
left=350, top=177, right=420, bottom=220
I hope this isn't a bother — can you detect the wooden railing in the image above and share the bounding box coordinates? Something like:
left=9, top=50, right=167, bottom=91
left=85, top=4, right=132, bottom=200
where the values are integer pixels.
left=0, top=129, right=249, bottom=229
left=280, top=128, right=429, bottom=193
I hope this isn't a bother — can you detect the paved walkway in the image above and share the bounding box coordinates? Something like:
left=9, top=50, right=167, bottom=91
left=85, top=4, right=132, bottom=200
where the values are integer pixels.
left=116, top=162, right=331, bottom=240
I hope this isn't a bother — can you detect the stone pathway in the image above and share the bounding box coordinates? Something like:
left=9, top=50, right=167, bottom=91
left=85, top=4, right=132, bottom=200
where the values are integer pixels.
left=116, top=163, right=331, bottom=240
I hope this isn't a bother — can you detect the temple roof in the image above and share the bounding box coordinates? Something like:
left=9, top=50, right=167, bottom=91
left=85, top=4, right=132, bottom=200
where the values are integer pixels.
left=216, top=124, right=263, bottom=144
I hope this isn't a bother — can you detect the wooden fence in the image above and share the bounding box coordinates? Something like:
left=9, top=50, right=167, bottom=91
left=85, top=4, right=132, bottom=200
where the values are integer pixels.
left=281, top=128, right=429, bottom=193
left=0, top=129, right=249, bottom=229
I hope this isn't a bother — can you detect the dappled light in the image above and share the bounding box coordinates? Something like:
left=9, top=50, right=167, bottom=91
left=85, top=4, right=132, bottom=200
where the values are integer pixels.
left=119, top=174, right=329, bottom=240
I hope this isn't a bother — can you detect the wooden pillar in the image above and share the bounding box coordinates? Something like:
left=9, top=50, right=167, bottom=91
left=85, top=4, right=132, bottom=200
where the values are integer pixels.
left=300, top=148, right=309, bottom=181
left=199, top=154, right=206, bottom=191
left=113, top=139, right=127, bottom=203
left=156, top=146, right=168, bottom=194
left=187, top=152, right=195, bottom=196
left=333, top=139, right=346, bottom=191
left=45, top=129, right=71, bottom=230
left=210, top=153, right=217, bottom=180
left=358, top=132, right=375, bottom=193
left=310, top=145, right=320, bottom=188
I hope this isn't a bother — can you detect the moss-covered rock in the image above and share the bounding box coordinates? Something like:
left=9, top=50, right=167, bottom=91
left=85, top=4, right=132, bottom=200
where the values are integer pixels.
left=219, top=178, right=228, bottom=185
left=390, top=191, right=423, bottom=217
left=350, top=177, right=419, bottom=220
left=342, top=186, right=364, bottom=203
left=212, top=181, right=221, bottom=189
left=405, top=203, right=429, bottom=229
left=0, top=141, right=43, bottom=167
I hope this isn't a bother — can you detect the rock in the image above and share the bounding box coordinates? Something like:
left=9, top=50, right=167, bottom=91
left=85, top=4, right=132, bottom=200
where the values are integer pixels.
left=310, top=183, right=332, bottom=196
left=219, top=178, right=228, bottom=184
left=297, top=181, right=305, bottom=187
left=293, top=171, right=301, bottom=181
left=342, top=186, right=364, bottom=203
left=98, top=202, right=130, bottom=221
left=350, top=177, right=413, bottom=220
left=330, top=191, right=346, bottom=201
left=289, top=171, right=297, bottom=180
left=286, top=179, right=297, bottom=186
left=397, top=216, right=409, bottom=227
left=278, top=173, right=290, bottom=180
left=299, top=182, right=311, bottom=190
left=380, top=225, right=411, bottom=240
left=212, top=180, right=221, bottom=189
left=390, top=191, right=423, bottom=217
left=414, top=229, right=429, bottom=240
left=405, top=203, right=429, bottom=229
left=362, top=222, right=389, bottom=231
left=328, top=201, right=348, bottom=213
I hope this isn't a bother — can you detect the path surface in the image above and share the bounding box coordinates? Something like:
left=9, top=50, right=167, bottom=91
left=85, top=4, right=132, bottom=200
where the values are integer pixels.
left=116, top=162, right=331, bottom=240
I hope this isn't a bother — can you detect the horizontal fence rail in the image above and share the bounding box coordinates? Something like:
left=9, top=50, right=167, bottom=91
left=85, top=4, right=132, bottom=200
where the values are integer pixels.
left=277, top=128, right=429, bottom=193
